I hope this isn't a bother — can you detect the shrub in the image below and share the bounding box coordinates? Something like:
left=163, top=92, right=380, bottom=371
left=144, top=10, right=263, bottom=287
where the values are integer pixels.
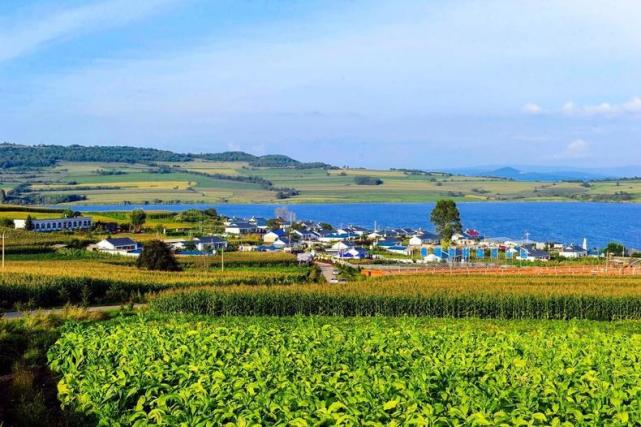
left=136, top=240, right=180, bottom=271
left=354, top=176, right=383, bottom=185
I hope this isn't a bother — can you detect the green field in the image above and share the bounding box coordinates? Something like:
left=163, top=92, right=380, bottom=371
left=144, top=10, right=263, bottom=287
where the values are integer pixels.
left=3, top=159, right=640, bottom=204
left=48, top=315, right=641, bottom=425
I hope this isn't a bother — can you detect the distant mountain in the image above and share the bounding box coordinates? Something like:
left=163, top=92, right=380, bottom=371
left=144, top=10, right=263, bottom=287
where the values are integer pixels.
left=444, top=166, right=614, bottom=182
left=0, top=144, right=335, bottom=170
left=482, top=167, right=606, bottom=182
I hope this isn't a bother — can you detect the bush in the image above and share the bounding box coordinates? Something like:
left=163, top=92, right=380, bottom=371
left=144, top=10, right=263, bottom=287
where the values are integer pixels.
left=354, top=176, right=383, bottom=185
left=136, top=240, right=180, bottom=271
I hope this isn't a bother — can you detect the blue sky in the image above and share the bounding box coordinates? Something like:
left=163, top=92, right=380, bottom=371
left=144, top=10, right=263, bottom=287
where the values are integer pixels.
left=1, top=0, right=641, bottom=169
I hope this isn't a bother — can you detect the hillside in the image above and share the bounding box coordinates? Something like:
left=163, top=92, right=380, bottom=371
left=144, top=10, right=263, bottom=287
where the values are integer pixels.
left=0, top=144, right=640, bottom=204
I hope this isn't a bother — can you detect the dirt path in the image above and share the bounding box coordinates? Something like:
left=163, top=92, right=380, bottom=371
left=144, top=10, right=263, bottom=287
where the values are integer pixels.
left=315, top=262, right=338, bottom=283
left=2, top=304, right=145, bottom=320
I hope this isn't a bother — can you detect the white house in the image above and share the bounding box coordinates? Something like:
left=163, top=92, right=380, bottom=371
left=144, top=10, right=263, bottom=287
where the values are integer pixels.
left=338, top=247, right=369, bottom=259
left=263, top=229, right=286, bottom=243
left=14, top=216, right=92, bottom=232
left=408, top=232, right=439, bottom=246
left=224, top=222, right=256, bottom=234
left=272, top=237, right=292, bottom=249
left=194, top=236, right=227, bottom=252
left=559, top=245, right=588, bottom=258
left=96, top=237, right=139, bottom=253
left=423, top=253, right=442, bottom=263
left=330, top=241, right=352, bottom=252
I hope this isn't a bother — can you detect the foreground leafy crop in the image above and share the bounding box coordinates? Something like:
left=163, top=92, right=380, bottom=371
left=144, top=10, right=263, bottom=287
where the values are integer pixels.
left=49, top=316, right=641, bottom=425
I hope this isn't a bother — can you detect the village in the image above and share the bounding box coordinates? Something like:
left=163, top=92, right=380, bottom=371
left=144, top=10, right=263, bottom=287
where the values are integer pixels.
left=11, top=210, right=612, bottom=266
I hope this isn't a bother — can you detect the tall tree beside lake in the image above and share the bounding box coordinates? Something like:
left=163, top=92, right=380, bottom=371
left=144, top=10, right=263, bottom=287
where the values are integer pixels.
left=430, top=200, right=462, bottom=241
left=130, top=209, right=147, bottom=233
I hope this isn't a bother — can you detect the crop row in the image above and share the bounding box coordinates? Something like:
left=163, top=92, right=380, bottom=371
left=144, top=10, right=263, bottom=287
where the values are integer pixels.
left=48, top=315, right=641, bottom=425
left=179, top=251, right=299, bottom=267
left=151, top=274, right=641, bottom=320
left=0, top=260, right=312, bottom=309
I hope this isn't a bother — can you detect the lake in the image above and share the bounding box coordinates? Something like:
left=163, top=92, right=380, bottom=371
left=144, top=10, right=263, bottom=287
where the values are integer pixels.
left=75, top=202, right=641, bottom=249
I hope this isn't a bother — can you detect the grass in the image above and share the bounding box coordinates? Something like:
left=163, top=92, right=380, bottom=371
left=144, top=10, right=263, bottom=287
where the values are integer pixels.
left=0, top=307, right=116, bottom=426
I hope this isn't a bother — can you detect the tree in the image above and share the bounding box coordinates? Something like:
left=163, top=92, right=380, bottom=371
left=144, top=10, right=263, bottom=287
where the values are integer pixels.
left=266, top=218, right=281, bottom=230
left=354, top=176, right=383, bottom=185
left=136, top=240, right=181, bottom=271
left=24, top=215, right=34, bottom=231
left=0, top=188, right=6, bottom=203
left=62, top=209, right=77, bottom=218
left=603, top=242, right=625, bottom=256
left=430, top=200, right=462, bottom=241
left=130, top=209, right=147, bottom=233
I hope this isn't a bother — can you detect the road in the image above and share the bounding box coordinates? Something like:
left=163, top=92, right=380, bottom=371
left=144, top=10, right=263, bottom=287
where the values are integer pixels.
left=316, top=262, right=339, bottom=283
left=2, top=304, right=144, bottom=320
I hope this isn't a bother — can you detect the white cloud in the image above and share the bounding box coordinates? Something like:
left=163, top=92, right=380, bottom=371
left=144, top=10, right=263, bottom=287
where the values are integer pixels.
left=561, top=97, right=641, bottom=117
left=562, top=139, right=589, bottom=158
left=522, top=103, right=542, bottom=114
left=0, top=0, right=178, bottom=63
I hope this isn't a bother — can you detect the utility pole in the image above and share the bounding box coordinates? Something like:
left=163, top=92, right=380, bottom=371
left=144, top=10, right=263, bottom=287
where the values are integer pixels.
left=1, top=232, right=5, bottom=271
left=221, top=246, right=224, bottom=272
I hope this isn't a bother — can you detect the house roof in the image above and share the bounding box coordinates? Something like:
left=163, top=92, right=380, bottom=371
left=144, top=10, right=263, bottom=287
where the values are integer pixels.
left=378, top=239, right=400, bottom=246
left=562, top=245, right=587, bottom=252
left=103, top=237, right=137, bottom=246
left=195, top=236, right=226, bottom=244
left=227, top=222, right=254, bottom=228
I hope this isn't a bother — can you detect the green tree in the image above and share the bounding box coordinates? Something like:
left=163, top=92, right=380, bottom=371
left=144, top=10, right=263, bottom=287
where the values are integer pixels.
left=130, top=209, right=147, bottom=233
left=266, top=218, right=281, bottom=230
left=136, top=240, right=181, bottom=271
left=24, top=215, right=34, bottom=231
left=430, top=200, right=462, bottom=241
left=0, top=188, right=6, bottom=203
left=603, top=242, right=625, bottom=256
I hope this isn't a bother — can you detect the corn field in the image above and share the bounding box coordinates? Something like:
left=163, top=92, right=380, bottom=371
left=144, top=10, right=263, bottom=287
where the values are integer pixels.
left=0, top=260, right=312, bottom=309
left=151, top=274, right=641, bottom=320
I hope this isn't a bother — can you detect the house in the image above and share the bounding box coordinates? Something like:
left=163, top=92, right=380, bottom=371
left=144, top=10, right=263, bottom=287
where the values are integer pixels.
left=272, top=237, right=292, bottom=249
left=408, top=231, right=439, bottom=246
left=559, top=245, right=588, bottom=258
left=14, top=216, right=92, bottom=232
left=291, top=229, right=320, bottom=241
left=517, top=246, right=550, bottom=261
left=249, top=217, right=269, bottom=232
left=376, top=239, right=402, bottom=249
left=338, top=247, right=369, bottom=259
left=263, top=229, right=287, bottom=243
left=194, top=236, right=227, bottom=252
left=385, top=245, right=410, bottom=255
left=318, top=232, right=352, bottom=243
left=96, top=237, right=139, bottom=253
left=423, top=253, right=442, bottom=263
left=367, top=231, right=384, bottom=240
left=224, top=222, right=256, bottom=234
left=463, top=228, right=483, bottom=240
left=330, top=241, right=352, bottom=252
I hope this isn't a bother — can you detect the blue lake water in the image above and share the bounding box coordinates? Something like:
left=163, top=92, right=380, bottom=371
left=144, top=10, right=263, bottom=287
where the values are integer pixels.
left=74, top=202, right=641, bottom=249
